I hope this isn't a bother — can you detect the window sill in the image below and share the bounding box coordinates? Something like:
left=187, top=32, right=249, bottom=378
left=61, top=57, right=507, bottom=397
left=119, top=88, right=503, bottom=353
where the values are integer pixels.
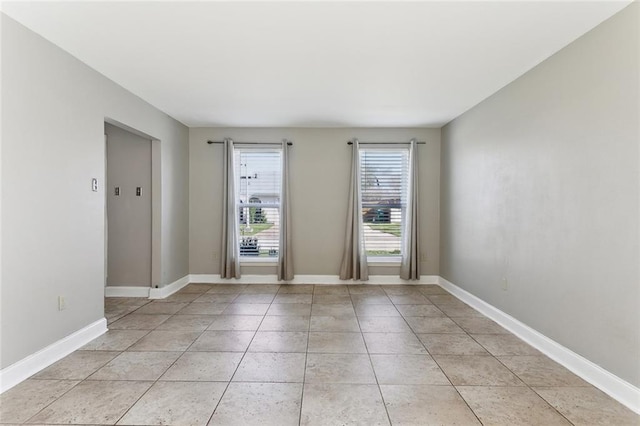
left=240, top=258, right=278, bottom=267
left=367, top=257, right=402, bottom=266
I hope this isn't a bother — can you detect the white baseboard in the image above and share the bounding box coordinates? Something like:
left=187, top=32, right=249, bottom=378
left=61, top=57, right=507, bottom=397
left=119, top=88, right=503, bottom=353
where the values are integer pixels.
left=149, top=275, right=190, bottom=299
left=188, top=274, right=439, bottom=286
left=438, top=277, right=640, bottom=415
left=0, top=318, right=107, bottom=394
left=105, top=286, right=150, bottom=298
left=3, top=274, right=637, bottom=414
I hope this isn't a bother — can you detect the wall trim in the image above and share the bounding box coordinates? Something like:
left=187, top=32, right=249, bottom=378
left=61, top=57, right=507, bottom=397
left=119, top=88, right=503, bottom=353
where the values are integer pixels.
left=188, top=274, right=440, bottom=286
left=438, top=276, right=640, bottom=415
left=4, top=274, right=636, bottom=413
left=104, top=286, right=150, bottom=298
left=0, top=318, right=107, bottom=394
left=148, top=275, right=190, bottom=299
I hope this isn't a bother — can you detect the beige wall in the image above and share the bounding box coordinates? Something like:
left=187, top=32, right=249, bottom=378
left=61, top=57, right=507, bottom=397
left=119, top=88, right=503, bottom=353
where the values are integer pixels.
left=189, top=128, right=440, bottom=277
left=1, top=15, right=189, bottom=369
left=441, top=3, right=639, bottom=387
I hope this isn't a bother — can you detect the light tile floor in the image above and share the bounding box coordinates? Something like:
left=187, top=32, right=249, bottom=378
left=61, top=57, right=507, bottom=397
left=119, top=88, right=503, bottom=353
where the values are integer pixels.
left=1, top=284, right=638, bottom=425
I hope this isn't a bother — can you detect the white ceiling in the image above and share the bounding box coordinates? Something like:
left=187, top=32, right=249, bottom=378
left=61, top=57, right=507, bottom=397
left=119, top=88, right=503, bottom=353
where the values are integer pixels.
left=1, top=1, right=631, bottom=128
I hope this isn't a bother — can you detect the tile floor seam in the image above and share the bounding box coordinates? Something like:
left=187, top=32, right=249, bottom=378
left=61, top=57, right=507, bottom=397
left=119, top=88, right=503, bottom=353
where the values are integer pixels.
left=489, top=351, right=579, bottom=425
left=409, top=297, right=497, bottom=426
left=20, top=379, right=84, bottom=425
left=454, top=384, right=579, bottom=426
left=127, top=299, right=154, bottom=315
left=297, top=290, right=313, bottom=426
left=115, top=296, right=227, bottom=425
left=111, top=324, right=207, bottom=426
left=111, top=380, right=159, bottom=425
left=352, top=293, right=394, bottom=426
left=205, top=289, right=274, bottom=426
left=530, top=387, right=584, bottom=426
left=430, top=351, right=486, bottom=425
left=123, top=329, right=153, bottom=350
left=443, top=325, right=578, bottom=424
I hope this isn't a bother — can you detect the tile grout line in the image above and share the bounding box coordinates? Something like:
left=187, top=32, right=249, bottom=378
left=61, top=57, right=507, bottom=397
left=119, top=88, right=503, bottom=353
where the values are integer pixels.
left=21, top=297, right=158, bottom=425
left=424, top=291, right=576, bottom=425
left=428, top=345, right=485, bottom=425
left=351, top=286, right=394, bottom=426
left=297, top=285, right=315, bottom=426
left=107, top=290, right=224, bottom=424
left=19, top=298, right=145, bottom=424
left=112, top=292, right=214, bottom=425
left=424, top=293, right=510, bottom=425
left=20, top=377, right=89, bottom=424
left=390, top=287, right=485, bottom=426
left=488, top=346, right=578, bottom=425
left=205, top=285, right=278, bottom=425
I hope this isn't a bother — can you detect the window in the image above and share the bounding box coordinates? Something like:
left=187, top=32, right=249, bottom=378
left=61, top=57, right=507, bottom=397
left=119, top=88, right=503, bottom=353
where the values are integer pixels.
left=234, top=148, right=282, bottom=260
left=360, top=147, right=409, bottom=259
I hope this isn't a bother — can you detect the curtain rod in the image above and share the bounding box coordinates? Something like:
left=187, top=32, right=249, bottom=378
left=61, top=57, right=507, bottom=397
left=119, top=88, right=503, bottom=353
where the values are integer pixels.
left=207, top=140, right=293, bottom=146
left=347, top=140, right=425, bottom=145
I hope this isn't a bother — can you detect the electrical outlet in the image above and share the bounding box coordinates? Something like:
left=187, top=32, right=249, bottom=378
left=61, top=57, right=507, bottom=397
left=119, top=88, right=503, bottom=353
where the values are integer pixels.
left=501, top=277, right=508, bottom=291
left=58, top=296, right=66, bottom=311
left=212, top=251, right=219, bottom=260
left=420, top=252, right=427, bottom=262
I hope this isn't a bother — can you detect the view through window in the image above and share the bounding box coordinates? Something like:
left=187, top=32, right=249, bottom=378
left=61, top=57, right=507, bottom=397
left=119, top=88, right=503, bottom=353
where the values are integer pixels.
left=234, top=148, right=282, bottom=259
left=360, top=147, right=409, bottom=258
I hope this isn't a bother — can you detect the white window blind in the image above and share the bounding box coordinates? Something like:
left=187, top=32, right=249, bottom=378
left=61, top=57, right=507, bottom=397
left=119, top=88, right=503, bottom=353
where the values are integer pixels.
left=360, top=147, right=409, bottom=257
left=234, top=148, right=282, bottom=259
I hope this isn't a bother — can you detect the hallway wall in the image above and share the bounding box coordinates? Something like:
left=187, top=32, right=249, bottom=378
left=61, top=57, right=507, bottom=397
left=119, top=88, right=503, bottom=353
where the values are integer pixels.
left=1, top=15, right=189, bottom=369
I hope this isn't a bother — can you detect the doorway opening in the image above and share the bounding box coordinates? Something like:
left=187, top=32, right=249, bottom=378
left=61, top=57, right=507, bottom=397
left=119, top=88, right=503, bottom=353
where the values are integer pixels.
left=104, top=120, right=161, bottom=296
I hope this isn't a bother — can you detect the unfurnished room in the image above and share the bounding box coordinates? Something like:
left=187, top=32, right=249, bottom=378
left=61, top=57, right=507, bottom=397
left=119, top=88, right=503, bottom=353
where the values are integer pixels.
left=0, top=1, right=639, bottom=425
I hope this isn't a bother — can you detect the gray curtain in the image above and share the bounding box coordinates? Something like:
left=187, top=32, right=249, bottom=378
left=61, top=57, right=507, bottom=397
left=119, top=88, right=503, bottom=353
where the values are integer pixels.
left=220, top=138, right=240, bottom=278
left=339, top=139, right=368, bottom=281
left=277, top=140, right=294, bottom=281
left=400, top=139, right=420, bottom=280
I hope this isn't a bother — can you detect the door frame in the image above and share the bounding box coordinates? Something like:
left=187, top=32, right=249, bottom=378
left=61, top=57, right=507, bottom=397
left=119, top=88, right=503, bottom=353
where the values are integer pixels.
left=104, top=118, right=162, bottom=291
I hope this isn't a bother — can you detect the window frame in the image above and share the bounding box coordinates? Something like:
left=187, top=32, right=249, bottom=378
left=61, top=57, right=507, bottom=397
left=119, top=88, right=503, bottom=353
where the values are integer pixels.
left=359, top=145, right=409, bottom=263
left=233, top=146, right=283, bottom=263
